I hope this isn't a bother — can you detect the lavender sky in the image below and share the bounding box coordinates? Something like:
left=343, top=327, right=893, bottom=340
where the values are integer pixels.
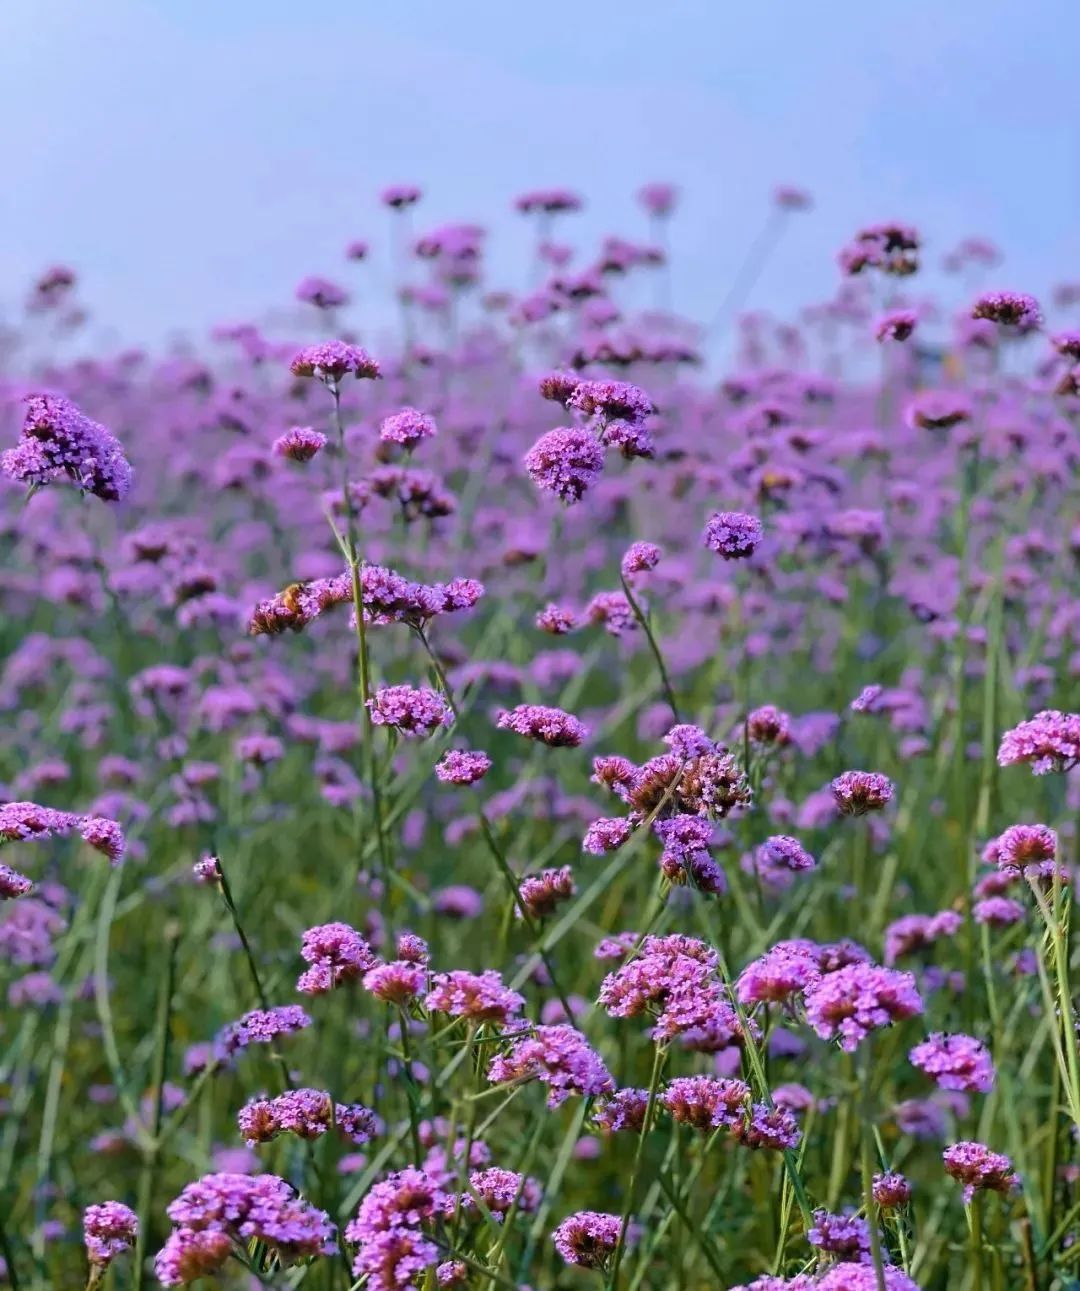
left=2, top=0, right=1077, bottom=350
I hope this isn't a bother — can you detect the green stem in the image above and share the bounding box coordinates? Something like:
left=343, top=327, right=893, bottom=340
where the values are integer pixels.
left=133, top=925, right=179, bottom=1291
left=620, top=575, right=680, bottom=721
left=606, top=1044, right=667, bottom=1291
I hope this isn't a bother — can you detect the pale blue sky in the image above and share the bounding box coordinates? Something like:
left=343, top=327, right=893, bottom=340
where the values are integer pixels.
left=2, top=0, right=1077, bottom=349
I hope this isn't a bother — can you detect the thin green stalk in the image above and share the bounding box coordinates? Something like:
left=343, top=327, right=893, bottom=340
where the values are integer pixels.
left=606, top=1043, right=666, bottom=1291
left=133, top=924, right=179, bottom=1291
left=328, top=380, right=392, bottom=893
left=620, top=575, right=679, bottom=721
left=967, top=1196, right=985, bottom=1291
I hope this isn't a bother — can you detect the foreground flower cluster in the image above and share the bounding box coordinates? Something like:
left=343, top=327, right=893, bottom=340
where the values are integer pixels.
left=1, top=183, right=1078, bottom=1290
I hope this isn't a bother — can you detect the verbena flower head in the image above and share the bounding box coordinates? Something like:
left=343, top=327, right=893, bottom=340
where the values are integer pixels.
left=215, top=1005, right=312, bottom=1059
left=736, top=1103, right=802, bottom=1152
left=524, top=428, right=604, bottom=503
left=703, top=511, right=763, bottom=559
left=993, top=823, right=1057, bottom=875
left=2, top=394, right=133, bottom=502
left=595, top=1088, right=651, bottom=1133
left=737, top=944, right=820, bottom=1005
left=153, top=1229, right=233, bottom=1284
left=536, top=603, right=578, bottom=634
left=381, top=183, right=421, bottom=208
left=158, top=1172, right=335, bottom=1279
left=517, top=866, right=575, bottom=919
left=435, top=749, right=492, bottom=785
left=238, top=1089, right=377, bottom=1146
left=0, top=864, right=33, bottom=899
left=297, top=922, right=376, bottom=994
left=638, top=182, right=678, bottom=217
left=488, top=1024, right=613, bottom=1106
left=0, top=801, right=126, bottom=863
left=661, top=1076, right=749, bottom=1130
left=552, top=1210, right=624, bottom=1269
left=804, top=964, right=923, bottom=1050
left=368, top=685, right=453, bottom=738
left=273, top=427, right=327, bottom=462
left=84, top=1201, right=138, bottom=1266
left=831, top=770, right=894, bottom=816
left=942, top=1141, right=1019, bottom=1203
left=807, top=1208, right=872, bottom=1261
left=997, top=711, right=1080, bottom=774
left=817, top=1265, right=920, bottom=1290
left=425, top=970, right=524, bottom=1025
left=620, top=541, right=661, bottom=578
left=496, top=704, right=588, bottom=747
left=972, top=290, right=1041, bottom=332
left=910, top=1033, right=995, bottom=1093
left=380, top=407, right=437, bottom=449
left=289, top=341, right=380, bottom=382
left=884, top=911, right=962, bottom=964
left=296, top=275, right=349, bottom=309
left=462, top=1167, right=542, bottom=1220
left=875, top=309, right=917, bottom=342
left=747, top=705, right=791, bottom=746
left=873, top=1171, right=912, bottom=1209
left=364, top=960, right=426, bottom=1005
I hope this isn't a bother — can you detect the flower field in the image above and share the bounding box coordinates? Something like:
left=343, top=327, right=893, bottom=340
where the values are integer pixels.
left=1, top=187, right=1079, bottom=1290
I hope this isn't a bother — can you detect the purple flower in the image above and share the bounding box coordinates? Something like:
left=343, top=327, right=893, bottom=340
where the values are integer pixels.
left=368, top=685, right=453, bottom=739
left=807, top=1208, right=873, bottom=1261
left=873, top=1171, right=912, bottom=1209
left=524, top=428, right=604, bottom=503
left=84, top=1201, right=138, bottom=1266
left=818, top=1265, right=920, bottom=1290
left=637, top=182, right=678, bottom=217
left=158, top=1172, right=335, bottom=1283
left=425, top=970, right=524, bottom=1025
left=364, top=960, right=426, bottom=1005
left=517, top=866, right=575, bottom=919
left=536, top=603, right=578, bottom=634
left=296, top=275, right=349, bottom=309
left=2, top=394, right=133, bottom=502
left=942, top=1141, right=1019, bottom=1203
left=621, top=541, right=662, bottom=578
left=381, top=183, right=421, bottom=208
left=736, top=1103, right=801, bottom=1152
left=703, top=511, right=763, bottom=559
left=289, top=341, right=380, bottom=382
left=910, top=1033, right=995, bottom=1093
left=972, top=290, right=1042, bottom=331
left=552, top=1210, right=624, bottom=1268
left=804, top=963, right=923, bottom=1051
left=595, top=1088, right=651, bottom=1133
left=998, top=711, right=1080, bottom=774
left=380, top=407, right=437, bottom=449
left=297, top=923, right=376, bottom=994
left=737, top=944, right=820, bottom=1005
left=497, top=704, right=588, bottom=748
left=875, top=309, right=917, bottom=342
left=661, top=1075, right=749, bottom=1131
left=435, top=749, right=492, bottom=785
left=215, top=1005, right=312, bottom=1059
left=586, top=590, right=637, bottom=636
left=831, top=770, right=894, bottom=816
left=273, top=427, right=327, bottom=462
left=153, top=1229, right=233, bottom=1285
left=488, top=1024, right=614, bottom=1106
left=0, top=864, right=33, bottom=899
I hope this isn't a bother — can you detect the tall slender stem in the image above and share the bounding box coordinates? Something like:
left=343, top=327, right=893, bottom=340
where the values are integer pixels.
left=329, top=380, right=392, bottom=894
left=606, top=1043, right=667, bottom=1290
left=620, top=575, right=680, bottom=721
